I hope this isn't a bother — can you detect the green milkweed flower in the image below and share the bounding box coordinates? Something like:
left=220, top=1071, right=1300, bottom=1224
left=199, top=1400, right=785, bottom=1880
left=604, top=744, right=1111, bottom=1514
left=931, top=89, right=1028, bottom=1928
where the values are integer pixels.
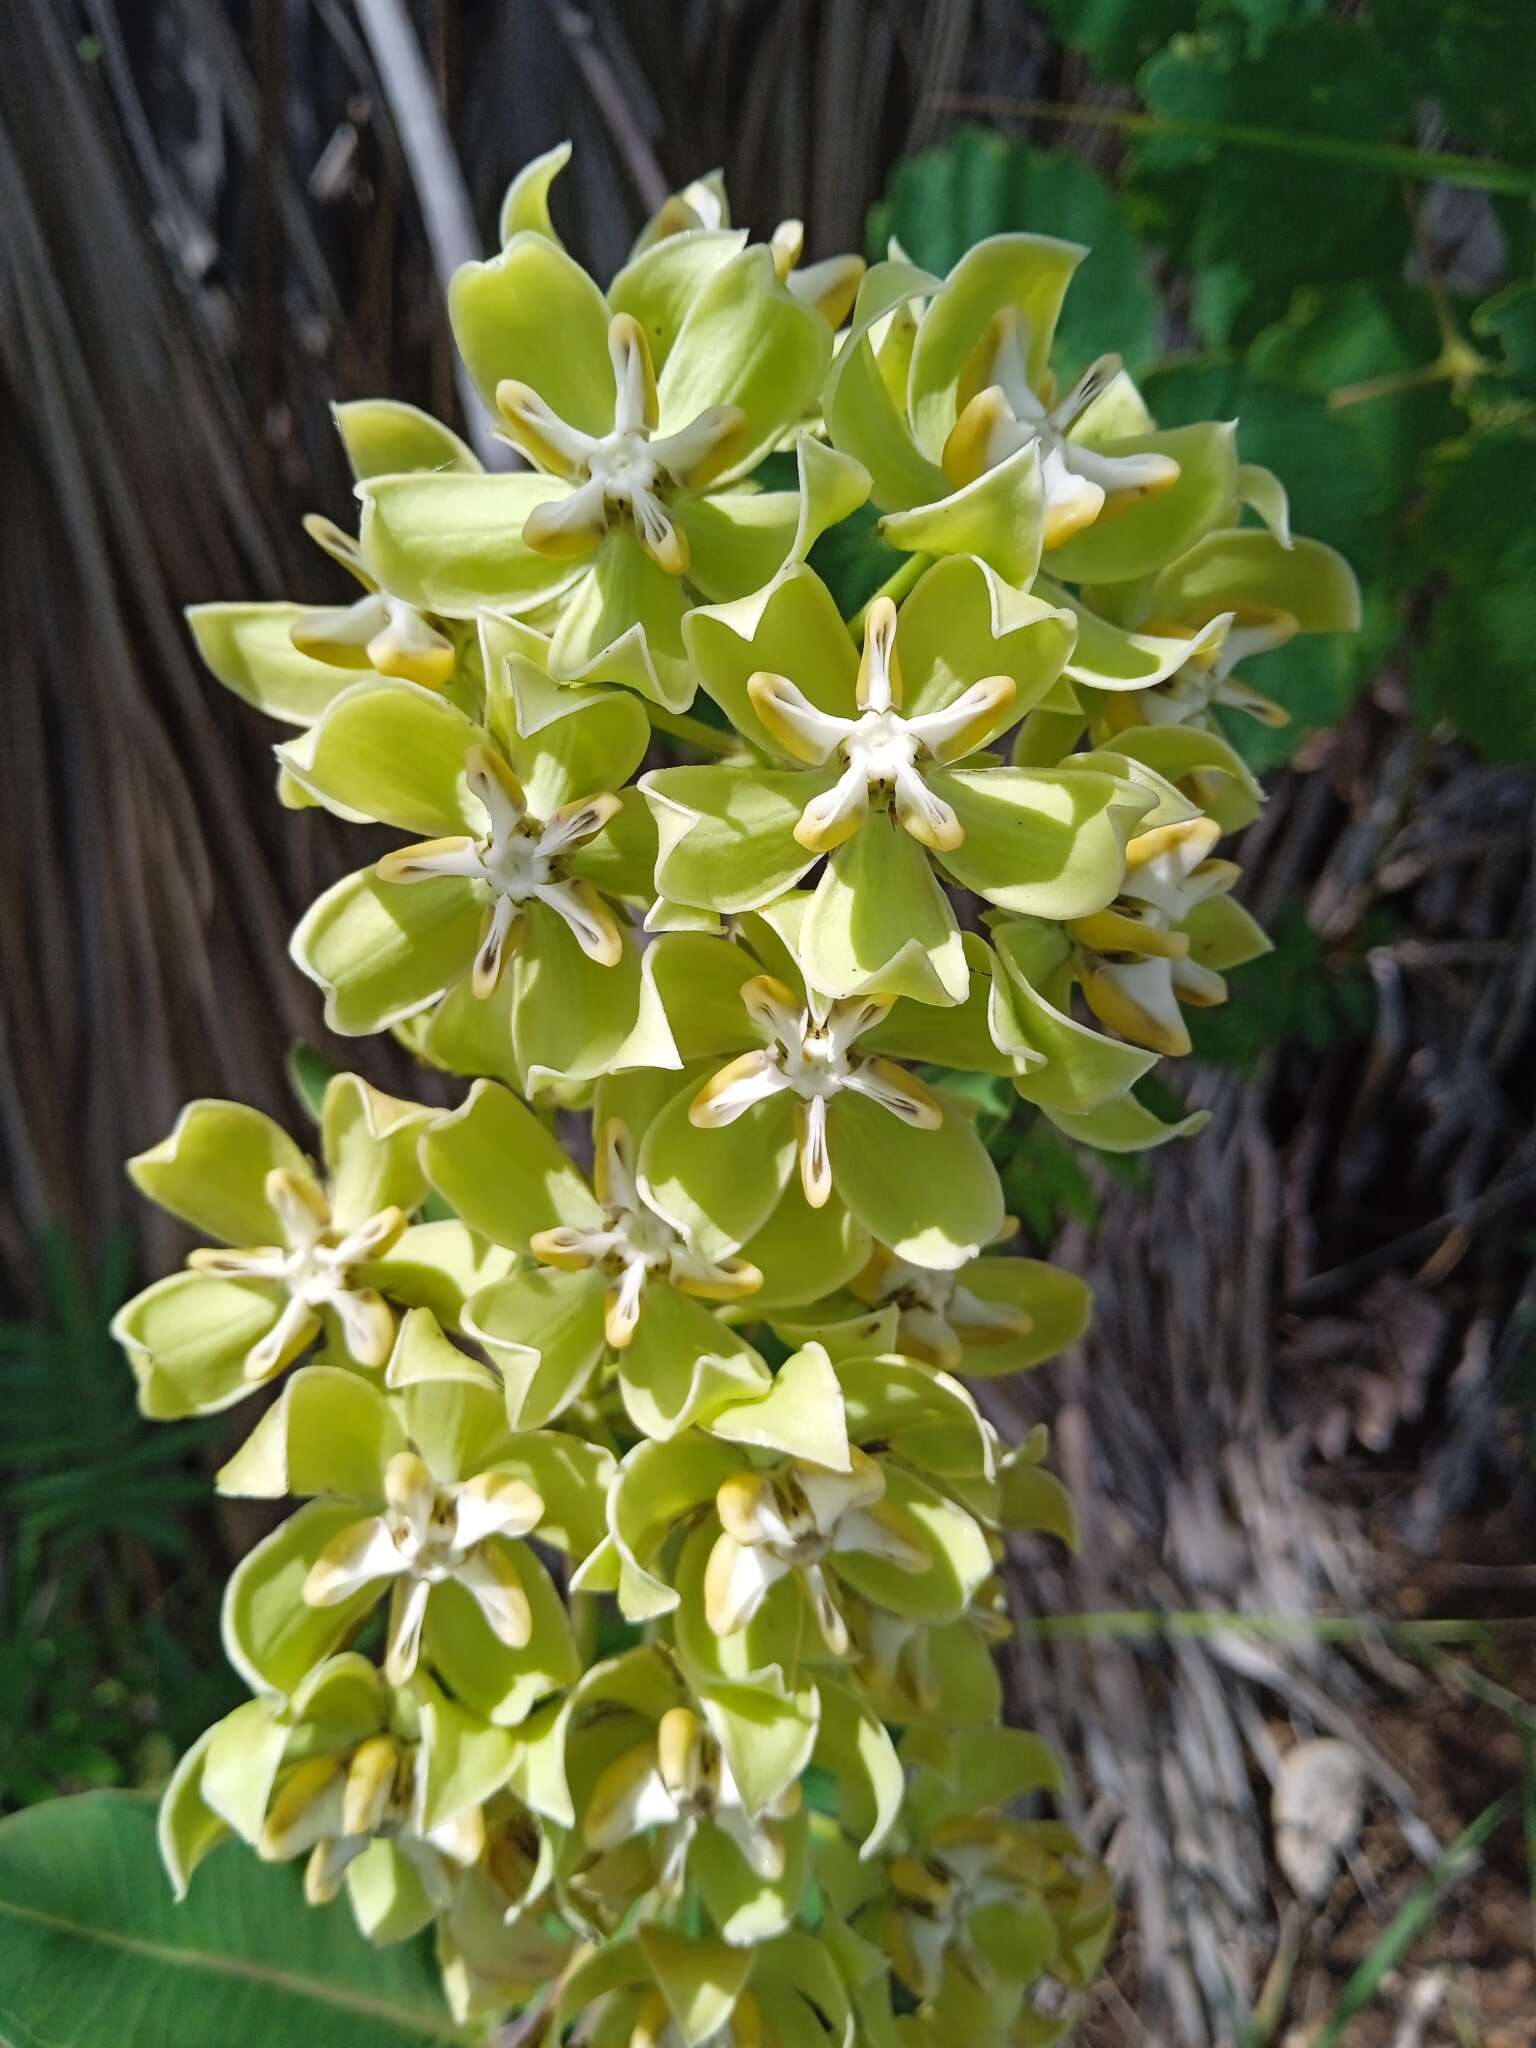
left=423, top=1075, right=818, bottom=1439
left=1083, top=525, right=1364, bottom=734
left=649, top=557, right=1151, bottom=1007
left=774, top=1234, right=1092, bottom=1379
left=160, top=1652, right=519, bottom=1943
left=218, top=1344, right=607, bottom=1723
left=824, top=239, right=1240, bottom=588
left=284, top=625, right=675, bottom=1092
left=552, top=1924, right=861, bottom=2048
left=627, top=907, right=1031, bottom=1268
left=590, top=1345, right=994, bottom=1691
left=357, top=196, right=841, bottom=710
left=186, top=400, right=483, bottom=729
left=111, top=1076, right=501, bottom=1417
left=632, top=158, right=866, bottom=331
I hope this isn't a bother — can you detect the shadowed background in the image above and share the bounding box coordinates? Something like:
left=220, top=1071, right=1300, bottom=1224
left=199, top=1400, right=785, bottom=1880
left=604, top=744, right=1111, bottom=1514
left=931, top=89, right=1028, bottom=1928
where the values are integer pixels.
left=3, top=3, right=1535, bottom=2042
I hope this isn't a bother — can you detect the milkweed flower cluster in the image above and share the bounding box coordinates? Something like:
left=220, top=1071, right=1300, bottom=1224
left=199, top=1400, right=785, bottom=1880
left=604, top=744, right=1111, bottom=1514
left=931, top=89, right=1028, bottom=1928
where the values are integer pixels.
left=131, top=144, right=1357, bottom=2044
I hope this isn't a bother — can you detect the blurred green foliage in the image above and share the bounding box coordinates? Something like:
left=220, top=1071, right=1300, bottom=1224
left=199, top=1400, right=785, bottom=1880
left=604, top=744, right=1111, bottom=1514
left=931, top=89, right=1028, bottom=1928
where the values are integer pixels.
left=869, top=0, right=1536, bottom=773
left=0, top=1234, right=239, bottom=1809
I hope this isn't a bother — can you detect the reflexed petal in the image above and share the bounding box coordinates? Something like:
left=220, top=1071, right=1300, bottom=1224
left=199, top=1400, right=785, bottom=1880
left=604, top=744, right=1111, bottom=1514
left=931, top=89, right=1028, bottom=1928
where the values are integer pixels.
left=640, top=1081, right=797, bottom=1261
left=466, top=1264, right=609, bottom=1430
left=827, top=1089, right=1003, bottom=1269
left=508, top=909, right=679, bottom=1093
left=672, top=487, right=804, bottom=605
left=422, top=1078, right=604, bottom=1250
left=320, top=1072, right=434, bottom=1229
left=646, top=765, right=823, bottom=915
left=656, top=246, right=832, bottom=479
left=908, top=234, right=1085, bottom=463
left=497, top=140, right=572, bottom=246
left=332, top=397, right=481, bottom=482
left=112, top=1270, right=285, bottom=1420
left=549, top=530, right=693, bottom=710
left=291, top=866, right=484, bottom=1035
left=823, top=260, right=949, bottom=510
left=1050, top=422, right=1239, bottom=585
left=800, top=817, right=968, bottom=1007
left=423, top=1558, right=579, bottom=1725
left=1045, top=1090, right=1210, bottom=1151
left=1145, top=528, right=1361, bottom=637
left=609, top=228, right=750, bottom=371
left=618, top=1280, right=770, bottom=1442
left=280, top=675, right=487, bottom=843
left=360, top=473, right=578, bottom=619
left=187, top=603, right=358, bottom=727
left=449, top=235, right=615, bottom=427
left=127, top=1099, right=309, bottom=1248
left=892, top=552, right=1074, bottom=722
left=223, top=1500, right=389, bottom=1696
left=932, top=765, right=1141, bottom=918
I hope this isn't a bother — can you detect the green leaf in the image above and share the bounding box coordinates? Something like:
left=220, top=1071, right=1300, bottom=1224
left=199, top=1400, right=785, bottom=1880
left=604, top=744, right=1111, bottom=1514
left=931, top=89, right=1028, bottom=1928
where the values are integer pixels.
left=1131, top=20, right=1415, bottom=345
left=1411, top=428, right=1536, bottom=762
left=870, top=127, right=1160, bottom=380
left=1034, top=0, right=1197, bottom=79
left=0, top=1793, right=463, bottom=2047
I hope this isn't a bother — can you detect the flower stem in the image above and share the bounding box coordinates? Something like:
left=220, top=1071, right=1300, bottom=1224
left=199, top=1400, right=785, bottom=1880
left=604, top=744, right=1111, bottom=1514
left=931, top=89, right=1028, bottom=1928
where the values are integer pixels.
left=848, top=552, right=931, bottom=640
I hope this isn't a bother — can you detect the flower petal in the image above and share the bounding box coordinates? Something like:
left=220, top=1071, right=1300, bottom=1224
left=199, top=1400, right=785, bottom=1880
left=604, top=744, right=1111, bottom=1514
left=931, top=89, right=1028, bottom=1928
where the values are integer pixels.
left=422, top=1078, right=604, bottom=1250
left=800, top=818, right=969, bottom=1007
left=683, top=561, right=859, bottom=754
left=112, top=1270, right=285, bottom=1420
left=549, top=531, right=692, bottom=710
left=423, top=1555, right=579, bottom=1726
left=644, top=764, right=820, bottom=915
left=618, top=1280, right=771, bottom=1442
left=449, top=234, right=615, bottom=427
left=827, top=1090, right=1003, bottom=1269
left=511, top=908, right=682, bottom=1095
left=823, top=260, right=950, bottom=510
left=465, top=1266, right=609, bottom=1431
left=880, top=441, right=1047, bottom=587
left=639, top=1081, right=797, bottom=1261
left=908, top=233, right=1085, bottom=463
left=608, top=228, right=750, bottom=371
left=656, top=246, right=832, bottom=480
left=291, top=867, right=483, bottom=1035
left=126, top=1100, right=310, bottom=1248
left=932, top=765, right=1144, bottom=918
left=186, top=603, right=357, bottom=727
left=360, top=473, right=579, bottom=619
left=222, top=1500, right=388, bottom=1696
left=1049, top=421, right=1239, bottom=585
left=891, top=552, right=1074, bottom=722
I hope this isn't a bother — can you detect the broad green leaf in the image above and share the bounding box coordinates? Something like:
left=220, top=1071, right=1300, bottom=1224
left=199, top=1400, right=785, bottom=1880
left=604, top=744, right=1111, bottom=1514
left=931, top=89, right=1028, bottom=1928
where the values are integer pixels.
left=0, top=1794, right=463, bottom=2048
